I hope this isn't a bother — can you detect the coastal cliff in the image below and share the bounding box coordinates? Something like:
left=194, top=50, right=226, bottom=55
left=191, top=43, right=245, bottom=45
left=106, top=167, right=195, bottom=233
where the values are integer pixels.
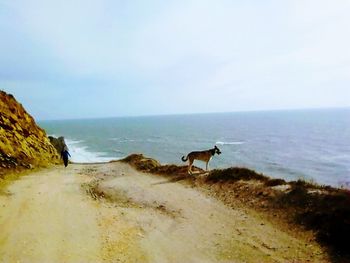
left=121, top=154, right=350, bottom=260
left=0, top=90, right=59, bottom=172
left=48, top=136, right=67, bottom=155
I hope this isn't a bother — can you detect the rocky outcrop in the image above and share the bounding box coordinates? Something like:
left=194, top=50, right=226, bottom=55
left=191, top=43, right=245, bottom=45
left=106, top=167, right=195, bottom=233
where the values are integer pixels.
left=48, top=136, right=67, bottom=155
left=0, top=90, right=59, bottom=171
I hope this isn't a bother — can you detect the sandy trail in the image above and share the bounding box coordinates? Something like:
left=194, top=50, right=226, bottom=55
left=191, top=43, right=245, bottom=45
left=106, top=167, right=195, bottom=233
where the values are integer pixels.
left=0, top=166, right=102, bottom=262
left=0, top=163, right=328, bottom=262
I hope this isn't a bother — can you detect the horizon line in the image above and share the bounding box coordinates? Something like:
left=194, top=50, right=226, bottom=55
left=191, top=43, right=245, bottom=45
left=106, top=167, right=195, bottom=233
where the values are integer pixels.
left=37, top=106, right=350, bottom=122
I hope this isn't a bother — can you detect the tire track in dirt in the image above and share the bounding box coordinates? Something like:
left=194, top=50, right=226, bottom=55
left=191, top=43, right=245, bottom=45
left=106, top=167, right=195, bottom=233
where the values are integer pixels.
left=0, top=163, right=328, bottom=262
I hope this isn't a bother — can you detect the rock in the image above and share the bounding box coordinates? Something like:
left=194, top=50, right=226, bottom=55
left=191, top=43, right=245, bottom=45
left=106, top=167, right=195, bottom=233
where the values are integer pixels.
left=48, top=136, right=67, bottom=154
left=0, top=90, right=60, bottom=169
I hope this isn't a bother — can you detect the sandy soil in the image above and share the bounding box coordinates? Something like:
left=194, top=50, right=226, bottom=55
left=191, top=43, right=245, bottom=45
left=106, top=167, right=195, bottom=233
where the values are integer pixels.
left=0, top=162, right=329, bottom=262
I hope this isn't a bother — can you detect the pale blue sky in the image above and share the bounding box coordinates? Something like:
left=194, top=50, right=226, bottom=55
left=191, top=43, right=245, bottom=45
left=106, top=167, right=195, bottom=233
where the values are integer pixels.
left=1, top=0, right=350, bottom=120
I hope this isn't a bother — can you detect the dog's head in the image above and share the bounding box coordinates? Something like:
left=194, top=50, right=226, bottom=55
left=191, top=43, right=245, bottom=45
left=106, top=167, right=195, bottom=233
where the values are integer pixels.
left=214, top=145, right=221, bottom=155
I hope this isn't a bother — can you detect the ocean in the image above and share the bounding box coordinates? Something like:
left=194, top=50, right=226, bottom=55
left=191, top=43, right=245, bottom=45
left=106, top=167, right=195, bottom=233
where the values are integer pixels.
left=39, top=109, right=350, bottom=188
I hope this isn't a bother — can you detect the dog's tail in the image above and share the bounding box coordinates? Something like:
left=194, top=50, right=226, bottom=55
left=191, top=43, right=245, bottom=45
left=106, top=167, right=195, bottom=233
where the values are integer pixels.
left=181, top=155, right=188, bottom=162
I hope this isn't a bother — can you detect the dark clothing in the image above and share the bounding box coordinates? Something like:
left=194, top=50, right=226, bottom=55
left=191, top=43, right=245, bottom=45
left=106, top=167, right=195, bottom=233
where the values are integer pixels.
left=61, top=150, right=71, bottom=167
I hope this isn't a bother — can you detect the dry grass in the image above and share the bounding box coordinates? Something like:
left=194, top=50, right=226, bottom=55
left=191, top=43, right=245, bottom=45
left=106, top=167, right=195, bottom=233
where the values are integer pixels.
left=273, top=181, right=350, bottom=258
left=205, top=167, right=267, bottom=183
left=120, top=153, right=202, bottom=178
left=121, top=154, right=350, bottom=261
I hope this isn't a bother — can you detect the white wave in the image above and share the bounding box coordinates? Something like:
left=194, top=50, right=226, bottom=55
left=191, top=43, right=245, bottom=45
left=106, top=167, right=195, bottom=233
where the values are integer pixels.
left=48, top=135, right=84, bottom=146
left=109, top=137, right=135, bottom=143
left=216, top=141, right=245, bottom=145
left=65, top=138, right=116, bottom=163
left=120, top=139, right=135, bottom=143
left=66, top=139, right=85, bottom=145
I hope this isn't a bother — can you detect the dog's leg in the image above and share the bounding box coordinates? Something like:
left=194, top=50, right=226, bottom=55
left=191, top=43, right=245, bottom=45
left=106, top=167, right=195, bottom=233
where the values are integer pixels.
left=188, top=160, right=193, bottom=175
left=206, top=161, right=208, bottom=171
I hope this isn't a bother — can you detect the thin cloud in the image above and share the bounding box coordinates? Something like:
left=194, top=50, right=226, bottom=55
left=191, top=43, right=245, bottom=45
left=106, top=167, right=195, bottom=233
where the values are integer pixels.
left=0, top=0, right=349, bottom=119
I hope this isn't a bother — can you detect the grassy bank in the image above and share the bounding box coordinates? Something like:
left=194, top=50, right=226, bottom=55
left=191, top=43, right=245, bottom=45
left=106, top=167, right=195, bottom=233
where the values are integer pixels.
left=121, top=154, right=350, bottom=261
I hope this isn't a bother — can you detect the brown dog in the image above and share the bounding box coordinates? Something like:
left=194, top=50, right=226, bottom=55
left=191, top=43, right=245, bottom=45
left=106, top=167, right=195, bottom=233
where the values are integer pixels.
left=181, top=146, right=221, bottom=174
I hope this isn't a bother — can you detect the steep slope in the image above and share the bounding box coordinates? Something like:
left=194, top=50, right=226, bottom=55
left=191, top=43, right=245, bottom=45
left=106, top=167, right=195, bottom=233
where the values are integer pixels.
left=0, top=90, right=59, bottom=171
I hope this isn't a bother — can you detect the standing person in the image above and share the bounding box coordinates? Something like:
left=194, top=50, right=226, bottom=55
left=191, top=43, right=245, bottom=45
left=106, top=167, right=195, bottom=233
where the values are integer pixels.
left=61, top=146, right=71, bottom=167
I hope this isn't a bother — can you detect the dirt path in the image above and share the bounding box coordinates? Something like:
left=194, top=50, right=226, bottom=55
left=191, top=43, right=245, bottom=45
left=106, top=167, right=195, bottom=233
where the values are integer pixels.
left=0, top=163, right=328, bottom=262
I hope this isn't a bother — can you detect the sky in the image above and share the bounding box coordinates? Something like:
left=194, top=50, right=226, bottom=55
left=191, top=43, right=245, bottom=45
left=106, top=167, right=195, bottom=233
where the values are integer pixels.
left=0, top=0, right=350, bottom=120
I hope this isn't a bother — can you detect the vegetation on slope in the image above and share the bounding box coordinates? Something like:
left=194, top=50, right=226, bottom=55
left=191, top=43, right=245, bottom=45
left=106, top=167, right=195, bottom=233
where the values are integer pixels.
left=121, top=154, right=350, bottom=260
left=0, top=90, right=59, bottom=177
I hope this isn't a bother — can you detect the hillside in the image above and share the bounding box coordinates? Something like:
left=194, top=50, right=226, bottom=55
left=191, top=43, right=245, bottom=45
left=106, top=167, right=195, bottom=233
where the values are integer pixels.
left=121, top=154, right=350, bottom=261
left=0, top=90, right=59, bottom=174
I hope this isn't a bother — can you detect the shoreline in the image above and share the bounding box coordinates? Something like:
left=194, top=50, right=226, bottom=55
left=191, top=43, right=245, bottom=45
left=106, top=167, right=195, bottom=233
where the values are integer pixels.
left=40, top=108, right=350, bottom=189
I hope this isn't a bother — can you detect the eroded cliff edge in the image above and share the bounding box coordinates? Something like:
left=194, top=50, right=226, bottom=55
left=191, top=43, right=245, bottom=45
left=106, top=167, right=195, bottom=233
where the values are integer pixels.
left=0, top=90, right=59, bottom=172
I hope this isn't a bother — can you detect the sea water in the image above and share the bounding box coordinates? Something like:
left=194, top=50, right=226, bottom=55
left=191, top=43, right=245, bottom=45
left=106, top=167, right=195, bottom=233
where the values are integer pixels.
left=39, top=109, right=350, bottom=188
